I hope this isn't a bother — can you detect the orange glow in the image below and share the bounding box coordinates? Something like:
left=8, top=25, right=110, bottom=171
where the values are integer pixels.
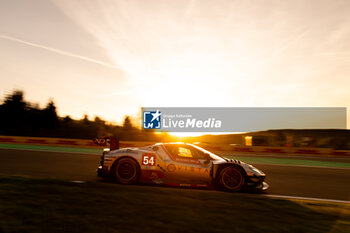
left=245, top=136, right=253, bottom=146
left=0, top=1, right=349, bottom=127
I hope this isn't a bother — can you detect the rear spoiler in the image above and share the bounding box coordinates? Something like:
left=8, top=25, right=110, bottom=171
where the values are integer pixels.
left=93, top=136, right=119, bottom=150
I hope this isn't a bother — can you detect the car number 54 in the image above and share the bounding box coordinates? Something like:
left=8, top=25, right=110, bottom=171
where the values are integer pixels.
left=142, top=153, right=156, bottom=166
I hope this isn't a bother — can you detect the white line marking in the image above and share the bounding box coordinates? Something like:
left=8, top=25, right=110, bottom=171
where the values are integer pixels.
left=71, top=180, right=86, bottom=184
left=264, top=194, right=350, bottom=204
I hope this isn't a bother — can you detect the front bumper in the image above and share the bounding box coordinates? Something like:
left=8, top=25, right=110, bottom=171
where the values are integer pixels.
left=257, top=181, right=269, bottom=191
left=245, top=175, right=269, bottom=191
left=97, top=166, right=108, bottom=177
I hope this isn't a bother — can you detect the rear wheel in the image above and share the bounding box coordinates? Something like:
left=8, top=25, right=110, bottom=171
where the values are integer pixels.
left=113, top=158, right=140, bottom=184
left=218, top=166, right=245, bottom=192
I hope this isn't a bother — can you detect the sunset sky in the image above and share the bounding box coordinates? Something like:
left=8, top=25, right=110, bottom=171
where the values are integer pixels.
left=0, top=0, right=349, bottom=126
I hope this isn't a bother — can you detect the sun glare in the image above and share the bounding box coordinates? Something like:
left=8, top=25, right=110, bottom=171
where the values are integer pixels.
left=169, top=132, right=208, bottom=137
left=168, top=132, right=243, bottom=137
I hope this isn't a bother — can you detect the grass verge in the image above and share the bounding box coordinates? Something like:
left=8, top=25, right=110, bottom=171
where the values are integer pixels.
left=0, top=175, right=349, bottom=233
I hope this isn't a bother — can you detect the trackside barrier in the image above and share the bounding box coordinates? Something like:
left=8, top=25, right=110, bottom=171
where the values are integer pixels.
left=0, top=135, right=156, bottom=149
left=0, top=135, right=349, bottom=156
left=192, top=144, right=350, bottom=156
left=228, top=146, right=350, bottom=156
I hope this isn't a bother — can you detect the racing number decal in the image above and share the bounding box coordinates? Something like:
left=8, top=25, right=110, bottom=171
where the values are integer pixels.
left=143, top=156, right=154, bottom=165
left=142, top=153, right=156, bottom=166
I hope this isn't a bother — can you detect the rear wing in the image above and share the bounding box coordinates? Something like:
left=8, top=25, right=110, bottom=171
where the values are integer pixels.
left=93, top=136, right=119, bottom=150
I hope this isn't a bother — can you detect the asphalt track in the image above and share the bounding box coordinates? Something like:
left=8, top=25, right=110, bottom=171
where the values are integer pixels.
left=0, top=148, right=350, bottom=201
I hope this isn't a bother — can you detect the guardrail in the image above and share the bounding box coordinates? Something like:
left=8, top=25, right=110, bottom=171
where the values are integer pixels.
left=0, top=135, right=349, bottom=156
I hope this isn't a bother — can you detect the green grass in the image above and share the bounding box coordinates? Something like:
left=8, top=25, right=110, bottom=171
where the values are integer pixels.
left=0, top=176, right=349, bottom=233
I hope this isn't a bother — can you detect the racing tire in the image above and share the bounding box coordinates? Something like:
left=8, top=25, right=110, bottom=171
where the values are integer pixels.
left=218, top=166, right=245, bottom=192
left=113, top=157, right=140, bottom=185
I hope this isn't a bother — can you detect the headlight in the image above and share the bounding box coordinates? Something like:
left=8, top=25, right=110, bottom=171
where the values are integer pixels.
left=248, top=165, right=263, bottom=175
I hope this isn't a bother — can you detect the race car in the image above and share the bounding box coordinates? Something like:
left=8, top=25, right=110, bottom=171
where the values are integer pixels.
left=97, top=142, right=268, bottom=192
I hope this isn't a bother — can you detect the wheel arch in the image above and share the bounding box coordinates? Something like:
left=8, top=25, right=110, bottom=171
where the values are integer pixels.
left=111, top=155, right=142, bottom=179
left=214, top=163, right=247, bottom=182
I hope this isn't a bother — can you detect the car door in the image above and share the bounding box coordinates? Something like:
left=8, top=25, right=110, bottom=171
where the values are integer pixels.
left=162, top=144, right=212, bottom=185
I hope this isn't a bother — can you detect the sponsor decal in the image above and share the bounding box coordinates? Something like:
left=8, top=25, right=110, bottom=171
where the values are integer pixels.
left=93, top=137, right=110, bottom=146
left=157, top=164, right=166, bottom=173
left=170, top=164, right=209, bottom=173
left=167, top=164, right=176, bottom=172
left=165, top=183, right=209, bottom=188
left=150, top=172, right=159, bottom=180
left=139, top=170, right=165, bottom=183
left=173, top=157, right=202, bottom=165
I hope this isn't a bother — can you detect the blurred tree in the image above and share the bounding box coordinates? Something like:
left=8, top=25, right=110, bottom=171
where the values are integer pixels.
left=3, top=90, right=26, bottom=107
left=42, top=100, right=59, bottom=129
left=94, top=116, right=105, bottom=124
left=82, top=114, right=90, bottom=124
left=63, top=115, right=73, bottom=123
left=94, top=116, right=107, bottom=137
left=123, top=116, right=133, bottom=130
left=0, top=90, right=191, bottom=141
left=0, top=90, right=27, bottom=134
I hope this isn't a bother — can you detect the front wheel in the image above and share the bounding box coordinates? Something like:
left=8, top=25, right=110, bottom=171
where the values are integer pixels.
left=113, top=158, right=140, bottom=184
left=218, top=166, right=245, bottom=192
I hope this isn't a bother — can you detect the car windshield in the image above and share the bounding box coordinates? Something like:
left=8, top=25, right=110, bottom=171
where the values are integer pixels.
left=187, top=144, right=224, bottom=161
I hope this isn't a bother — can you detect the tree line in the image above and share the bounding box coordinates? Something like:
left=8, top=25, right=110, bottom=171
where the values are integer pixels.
left=0, top=90, right=166, bottom=141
